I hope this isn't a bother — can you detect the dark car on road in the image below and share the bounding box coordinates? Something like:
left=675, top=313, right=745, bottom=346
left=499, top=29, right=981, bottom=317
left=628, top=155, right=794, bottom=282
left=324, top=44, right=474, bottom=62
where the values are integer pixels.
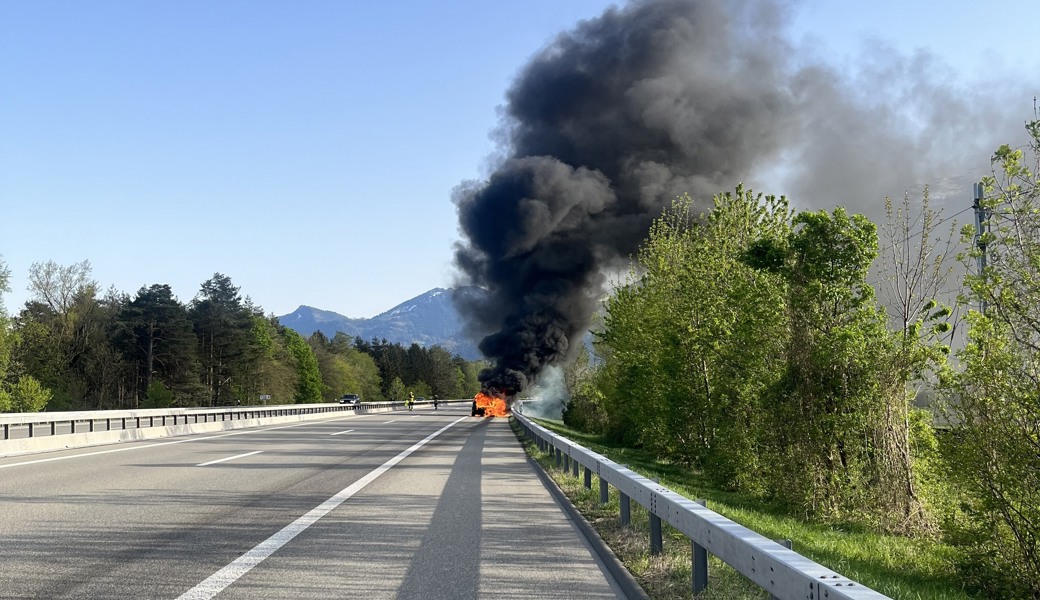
left=338, top=394, right=361, bottom=405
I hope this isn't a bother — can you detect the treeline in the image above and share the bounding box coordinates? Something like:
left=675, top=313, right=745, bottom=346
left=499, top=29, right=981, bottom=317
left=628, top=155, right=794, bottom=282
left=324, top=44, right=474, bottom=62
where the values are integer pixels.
left=564, top=120, right=1040, bottom=597
left=0, top=269, right=483, bottom=412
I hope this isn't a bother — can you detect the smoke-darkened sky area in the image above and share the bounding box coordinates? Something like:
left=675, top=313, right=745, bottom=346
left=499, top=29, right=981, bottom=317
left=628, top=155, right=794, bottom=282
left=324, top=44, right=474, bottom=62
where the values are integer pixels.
left=452, top=0, right=1037, bottom=394
left=2, top=0, right=1036, bottom=354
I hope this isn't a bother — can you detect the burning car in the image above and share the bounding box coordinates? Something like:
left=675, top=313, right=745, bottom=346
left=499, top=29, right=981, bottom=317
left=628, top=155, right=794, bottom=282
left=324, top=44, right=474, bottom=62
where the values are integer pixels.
left=471, top=390, right=512, bottom=417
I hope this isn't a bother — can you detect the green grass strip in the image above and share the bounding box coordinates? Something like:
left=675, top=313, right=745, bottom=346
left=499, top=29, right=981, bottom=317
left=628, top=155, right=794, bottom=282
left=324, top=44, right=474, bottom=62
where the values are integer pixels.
left=514, top=417, right=976, bottom=600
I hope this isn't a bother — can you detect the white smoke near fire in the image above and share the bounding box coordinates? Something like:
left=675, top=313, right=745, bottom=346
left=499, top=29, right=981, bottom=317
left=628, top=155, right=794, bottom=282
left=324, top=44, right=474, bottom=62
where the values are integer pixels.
left=518, top=365, right=568, bottom=420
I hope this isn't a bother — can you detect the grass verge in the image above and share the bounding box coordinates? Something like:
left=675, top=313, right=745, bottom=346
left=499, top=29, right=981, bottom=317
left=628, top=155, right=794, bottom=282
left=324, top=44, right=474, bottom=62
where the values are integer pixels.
left=511, top=416, right=977, bottom=600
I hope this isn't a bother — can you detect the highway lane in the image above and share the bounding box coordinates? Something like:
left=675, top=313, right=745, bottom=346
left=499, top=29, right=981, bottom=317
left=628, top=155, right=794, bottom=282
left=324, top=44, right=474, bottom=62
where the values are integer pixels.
left=0, top=405, right=627, bottom=599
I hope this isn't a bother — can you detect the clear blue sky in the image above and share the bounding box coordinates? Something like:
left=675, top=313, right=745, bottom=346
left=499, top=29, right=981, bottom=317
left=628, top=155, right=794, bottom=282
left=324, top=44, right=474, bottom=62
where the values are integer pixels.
left=2, top=0, right=1037, bottom=318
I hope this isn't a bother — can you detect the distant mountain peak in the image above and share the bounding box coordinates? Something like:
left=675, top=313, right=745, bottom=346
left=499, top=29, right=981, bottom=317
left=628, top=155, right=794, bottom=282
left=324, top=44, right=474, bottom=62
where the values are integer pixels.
left=278, top=287, right=484, bottom=360
left=376, top=287, right=451, bottom=318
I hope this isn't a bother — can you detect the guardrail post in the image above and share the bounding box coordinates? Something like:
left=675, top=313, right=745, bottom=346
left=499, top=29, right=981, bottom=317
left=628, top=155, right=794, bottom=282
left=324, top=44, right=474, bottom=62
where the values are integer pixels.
left=650, top=513, right=663, bottom=555
left=510, top=414, right=887, bottom=599
left=599, top=476, right=609, bottom=504
left=571, top=457, right=579, bottom=477
left=3, top=423, right=9, bottom=440
left=692, top=499, right=708, bottom=594
left=768, top=539, right=792, bottom=600
left=51, top=421, right=57, bottom=435
left=555, top=445, right=562, bottom=469
left=583, top=465, right=592, bottom=489
left=564, top=454, right=570, bottom=472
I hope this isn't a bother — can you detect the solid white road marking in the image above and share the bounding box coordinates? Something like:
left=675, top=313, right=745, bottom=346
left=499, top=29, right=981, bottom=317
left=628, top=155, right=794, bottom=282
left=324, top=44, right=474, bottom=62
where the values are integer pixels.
left=176, top=417, right=469, bottom=600
left=329, top=429, right=354, bottom=436
left=383, top=420, right=396, bottom=424
left=196, top=450, right=263, bottom=467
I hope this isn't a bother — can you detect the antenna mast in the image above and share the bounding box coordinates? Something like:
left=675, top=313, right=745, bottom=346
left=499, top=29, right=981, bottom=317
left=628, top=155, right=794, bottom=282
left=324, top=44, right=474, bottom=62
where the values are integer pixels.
left=972, top=181, right=989, bottom=314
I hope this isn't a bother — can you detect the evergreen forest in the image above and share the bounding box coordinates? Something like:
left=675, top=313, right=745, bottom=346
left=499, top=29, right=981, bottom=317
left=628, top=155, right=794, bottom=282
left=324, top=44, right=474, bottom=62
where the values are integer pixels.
left=0, top=271, right=483, bottom=412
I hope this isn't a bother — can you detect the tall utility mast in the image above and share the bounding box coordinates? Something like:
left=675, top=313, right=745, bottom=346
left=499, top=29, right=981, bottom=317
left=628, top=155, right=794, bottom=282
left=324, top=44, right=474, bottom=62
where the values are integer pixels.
left=972, top=181, right=990, bottom=314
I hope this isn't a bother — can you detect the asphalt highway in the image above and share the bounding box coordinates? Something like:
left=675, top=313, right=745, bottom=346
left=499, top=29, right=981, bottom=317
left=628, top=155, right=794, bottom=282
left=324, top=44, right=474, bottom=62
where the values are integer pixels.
left=0, top=404, right=628, bottom=599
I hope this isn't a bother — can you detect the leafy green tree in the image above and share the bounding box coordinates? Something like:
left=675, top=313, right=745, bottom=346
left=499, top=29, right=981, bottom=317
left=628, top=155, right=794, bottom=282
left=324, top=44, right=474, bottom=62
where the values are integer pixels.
left=343, top=347, right=383, bottom=401
left=0, top=257, right=13, bottom=413
left=312, top=345, right=350, bottom=401
left=12, top=309, right=63, bottom=401
left=942, top=116, right=1040, bottom=596
left=599, top=189, right=790, bottom=492
left=283, top=328, right=322, bottom=403
left=387, top=376, right=407, bottom=402
left=8, top=375, right=51, bottom=412
left=312, top=334, right=383, bottom=401
left=249, top=315, right=296, bottom=405
left=748, top=207, right=920, bottom=527
left=143, top=380, right=175, bottom=409
left=561, top=345, right=608, bottom=431
left=454, top=357, right=483, bottom=398
left=16, top=260, right=106, bottom=409
left=410, top=380, right=432, bottom=399
left=0, top=255, right=13, bottom=396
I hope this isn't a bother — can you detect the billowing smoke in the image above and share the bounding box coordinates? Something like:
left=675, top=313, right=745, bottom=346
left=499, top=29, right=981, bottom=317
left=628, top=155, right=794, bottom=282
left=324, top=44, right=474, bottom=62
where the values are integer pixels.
left=453, top=0, right=1034, bottom=395
left=519, top=365, right=569, bottom=420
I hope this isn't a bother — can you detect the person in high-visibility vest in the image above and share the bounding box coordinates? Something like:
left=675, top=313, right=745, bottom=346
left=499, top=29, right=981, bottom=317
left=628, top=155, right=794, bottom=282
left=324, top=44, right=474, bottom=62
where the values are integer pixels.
left=407, top=391, right=414, bottom=411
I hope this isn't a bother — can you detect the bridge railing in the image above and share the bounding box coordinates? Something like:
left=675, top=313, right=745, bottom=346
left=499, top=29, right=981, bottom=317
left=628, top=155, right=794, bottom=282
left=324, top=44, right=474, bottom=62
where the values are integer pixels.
left=513, top=411, right=891, bottom=600
left=0, top=399, right=468, bottom=457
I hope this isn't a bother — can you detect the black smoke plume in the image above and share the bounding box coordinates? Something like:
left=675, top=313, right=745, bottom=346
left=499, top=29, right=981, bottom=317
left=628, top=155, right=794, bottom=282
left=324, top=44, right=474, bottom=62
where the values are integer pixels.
left=453, top=0, right=1032, bottom=395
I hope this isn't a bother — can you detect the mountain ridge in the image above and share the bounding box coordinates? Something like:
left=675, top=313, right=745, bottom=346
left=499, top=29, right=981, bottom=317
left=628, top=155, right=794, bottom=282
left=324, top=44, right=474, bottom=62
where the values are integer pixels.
left=277, top=287, right=483, bottom=360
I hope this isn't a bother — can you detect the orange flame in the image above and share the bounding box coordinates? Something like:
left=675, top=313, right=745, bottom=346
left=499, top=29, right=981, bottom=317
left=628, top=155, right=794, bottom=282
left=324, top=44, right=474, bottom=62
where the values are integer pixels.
left=473, top=391, right=511, bottom=417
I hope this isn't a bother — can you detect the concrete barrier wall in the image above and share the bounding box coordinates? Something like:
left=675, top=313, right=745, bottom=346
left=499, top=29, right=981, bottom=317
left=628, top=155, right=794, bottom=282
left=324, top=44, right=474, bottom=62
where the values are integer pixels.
left=0, top=403, right=400, bottom=458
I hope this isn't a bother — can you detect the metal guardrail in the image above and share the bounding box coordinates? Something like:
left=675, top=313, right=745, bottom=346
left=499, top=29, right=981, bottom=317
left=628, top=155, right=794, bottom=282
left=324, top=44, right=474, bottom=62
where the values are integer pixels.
left=0, top=399, right=468, bottom=441
left=513, top=412, right=891, bottom=600
left=0, top=403, right=369, bottom=441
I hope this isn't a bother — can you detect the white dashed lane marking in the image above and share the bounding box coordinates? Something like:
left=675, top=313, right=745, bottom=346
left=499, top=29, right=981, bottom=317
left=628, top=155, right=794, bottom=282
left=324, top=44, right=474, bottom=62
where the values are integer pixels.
left=196, top=451, right=263, bottom=467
